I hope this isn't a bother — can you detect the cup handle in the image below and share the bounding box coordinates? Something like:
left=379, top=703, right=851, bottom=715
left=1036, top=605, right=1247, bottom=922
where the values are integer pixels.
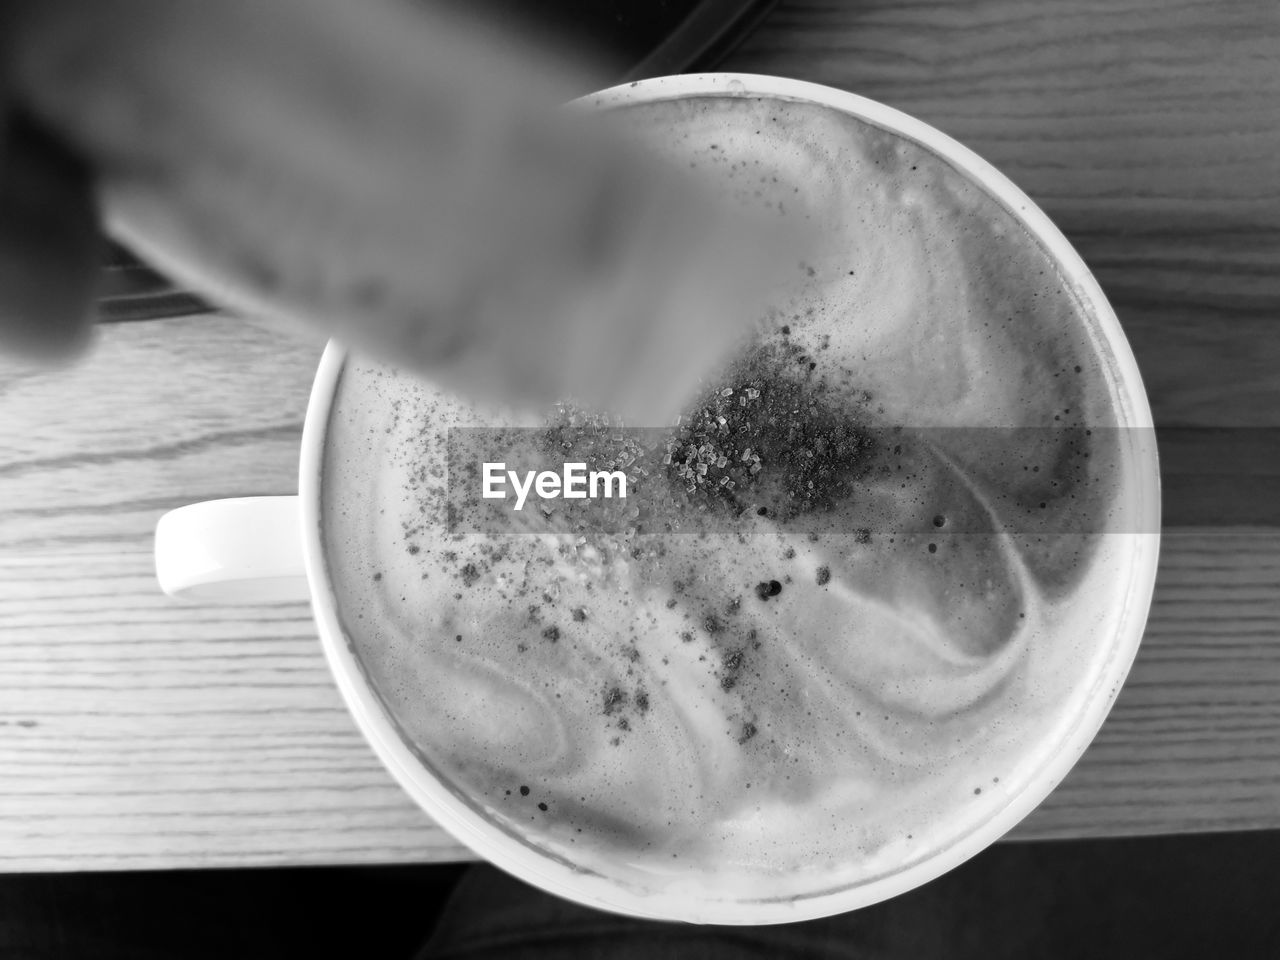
left=155, top=496, right=311, bottom=603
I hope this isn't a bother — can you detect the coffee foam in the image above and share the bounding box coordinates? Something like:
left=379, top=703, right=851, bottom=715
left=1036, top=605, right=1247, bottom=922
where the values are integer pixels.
left=321, top=96, right=1144, bottom=902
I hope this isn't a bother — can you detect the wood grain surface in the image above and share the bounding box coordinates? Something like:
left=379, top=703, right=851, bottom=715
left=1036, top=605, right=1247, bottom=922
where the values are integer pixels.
left=3, top=0, right=1280, bottom=870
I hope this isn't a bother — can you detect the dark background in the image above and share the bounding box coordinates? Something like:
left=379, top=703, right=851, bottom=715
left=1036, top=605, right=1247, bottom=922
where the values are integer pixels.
left=4, top=833, right=1280, bottom=958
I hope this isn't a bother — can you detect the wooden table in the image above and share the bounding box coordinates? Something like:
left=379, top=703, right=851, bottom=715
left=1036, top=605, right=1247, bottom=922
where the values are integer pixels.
left=2, top=0, right=1278, bottom=871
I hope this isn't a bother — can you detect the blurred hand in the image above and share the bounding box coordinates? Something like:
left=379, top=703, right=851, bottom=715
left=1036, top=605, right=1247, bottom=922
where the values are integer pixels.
left=0, top=97, right=102, bottom=360
left=0, top=0, right=800, bottom=423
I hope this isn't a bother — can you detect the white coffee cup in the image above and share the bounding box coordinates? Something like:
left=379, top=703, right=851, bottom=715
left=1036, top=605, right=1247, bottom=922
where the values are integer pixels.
left=153, top=73, right=1161, bottom=924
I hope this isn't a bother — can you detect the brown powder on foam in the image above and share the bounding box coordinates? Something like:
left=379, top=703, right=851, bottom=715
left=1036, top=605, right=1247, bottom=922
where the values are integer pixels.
left=432, top=338, right=888, bottom=751
left=527, top=337, right=878, bottom=549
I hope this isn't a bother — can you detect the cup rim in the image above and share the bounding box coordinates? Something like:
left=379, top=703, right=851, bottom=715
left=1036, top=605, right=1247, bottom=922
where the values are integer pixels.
left=298, top=72, right=1161, bottom=924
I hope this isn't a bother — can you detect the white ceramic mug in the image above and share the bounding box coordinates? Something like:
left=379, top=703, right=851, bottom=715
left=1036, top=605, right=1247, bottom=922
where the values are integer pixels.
left=153, top=73, right=1161, bottom=924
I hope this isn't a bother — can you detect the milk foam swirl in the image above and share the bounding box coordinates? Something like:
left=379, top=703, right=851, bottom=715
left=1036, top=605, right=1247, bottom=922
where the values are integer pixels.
left=321, top=96, right=1143, bottom=899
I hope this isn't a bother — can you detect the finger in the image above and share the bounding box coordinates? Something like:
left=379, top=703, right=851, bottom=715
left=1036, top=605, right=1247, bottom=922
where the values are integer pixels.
left=0, top=108, right=103, bottom=361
